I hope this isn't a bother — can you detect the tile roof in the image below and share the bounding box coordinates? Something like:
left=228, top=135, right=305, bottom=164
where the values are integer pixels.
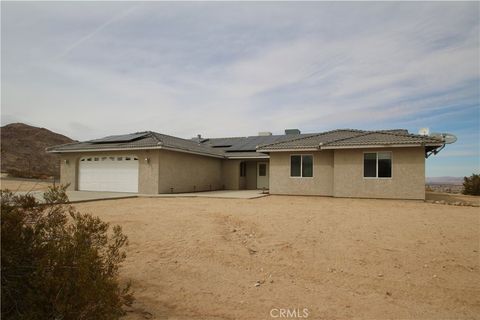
left=257, top=129, right=444, bottom=151
left=200, top=133, right=316, bottom=151
left=47, top=131, right=225, bottom=158
left=47, top=129, right=445, bottom=157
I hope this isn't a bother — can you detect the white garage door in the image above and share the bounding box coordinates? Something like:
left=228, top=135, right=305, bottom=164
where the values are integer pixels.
left=79, top=155, right=139, bottom=192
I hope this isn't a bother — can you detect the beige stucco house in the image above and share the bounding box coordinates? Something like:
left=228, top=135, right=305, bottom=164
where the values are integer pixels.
left=47, top=129, right=445, bottom=200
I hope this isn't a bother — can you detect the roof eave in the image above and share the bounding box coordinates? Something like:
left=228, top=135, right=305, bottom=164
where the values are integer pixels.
left=320, top=143, right=443, bottom=149
left=46, top=145, right=225, bottom=159
left=226, top=155, right=270, bottom=159
left=256, top=148, right=319, bottom=152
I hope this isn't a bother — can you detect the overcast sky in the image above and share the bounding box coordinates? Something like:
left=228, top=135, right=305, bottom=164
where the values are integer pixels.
left=1, top=2, right=479, bottom=177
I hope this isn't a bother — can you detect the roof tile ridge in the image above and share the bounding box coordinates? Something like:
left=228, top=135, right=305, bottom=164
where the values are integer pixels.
left=369, top=129, right=435, bottom=140
left=151, top=131, right=207, bottom=146
left=257, top=129, right=347, bottom=149
left=45, top=140, right=81, bottom=151
left=321, top=130, right=370, bottom=146
left=148, top=131, right=163, bottom=145
left=207, top=136, right=249, bottom=140
left=152, top=131, right=225, bottom=156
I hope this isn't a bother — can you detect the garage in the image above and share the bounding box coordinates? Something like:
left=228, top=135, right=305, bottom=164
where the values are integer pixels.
left=78, top=155, right=139, bottom=192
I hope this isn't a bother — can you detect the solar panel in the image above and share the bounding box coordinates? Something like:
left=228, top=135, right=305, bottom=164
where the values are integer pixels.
left=89, top=132, right=149, bottom=144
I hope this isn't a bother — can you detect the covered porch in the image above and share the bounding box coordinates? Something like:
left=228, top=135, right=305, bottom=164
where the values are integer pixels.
left=222, top=158, right=270, bottom=191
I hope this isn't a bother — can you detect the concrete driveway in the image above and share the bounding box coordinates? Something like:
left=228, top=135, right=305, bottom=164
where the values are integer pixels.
left=141, top=189, right=268, bottom=199
left=12, top=189, right=267, bottom=203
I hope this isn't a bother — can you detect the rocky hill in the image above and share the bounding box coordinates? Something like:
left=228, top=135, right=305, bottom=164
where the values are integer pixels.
left=1, top=123, right=75, bottom=178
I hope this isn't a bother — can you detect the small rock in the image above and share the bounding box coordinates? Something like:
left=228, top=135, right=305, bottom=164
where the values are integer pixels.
left=270, top=279, right=274, bottom=283
left=423, top=264, right=428, bottom=268
left=377, top=273, right=384, bottom=277
left=232, top=228, right=237, bottom=233
left=386, top=291, right=392, bottom=296
left=433, top=274, right=437, bottom=278
left=254, top=280, right=264, bottom=287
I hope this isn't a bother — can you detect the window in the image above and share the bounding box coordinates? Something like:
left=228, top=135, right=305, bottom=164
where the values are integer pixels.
left=117, top=157, right=122, bottom=161
left=259, top=163, right=267, bottom=176
left=364, top=153, right=376, bottom=177
left=240, top=162, right=247, bottom=177
left=363, top=152, right=392, bottom=178
left=378, top=152, right=392, bottom=178
left=94, top=157, right=99, bottom=161
left=290, top=155, right=313, bottom=177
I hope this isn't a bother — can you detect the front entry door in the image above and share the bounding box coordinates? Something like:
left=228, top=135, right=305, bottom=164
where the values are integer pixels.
left=257, top=162, right=269, bottom=189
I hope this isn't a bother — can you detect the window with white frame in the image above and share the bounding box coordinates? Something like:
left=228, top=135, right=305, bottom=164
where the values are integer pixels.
left=363, top=152, right=392, bottom=178
left=290, top=155, right=313, bottom=177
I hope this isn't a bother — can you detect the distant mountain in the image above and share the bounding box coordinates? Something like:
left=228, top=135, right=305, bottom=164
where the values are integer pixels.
left=426, top=176, right=464, bottom=185
left=0, top=123, right=75, bottom=178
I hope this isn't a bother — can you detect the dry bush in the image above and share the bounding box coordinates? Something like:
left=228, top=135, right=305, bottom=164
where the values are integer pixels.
left=1, top=185, right=133, bottom=320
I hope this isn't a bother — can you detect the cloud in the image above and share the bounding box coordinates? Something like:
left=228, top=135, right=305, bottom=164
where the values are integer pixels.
left=1, top=2, right=479, bottom=175
left=54, top=5, right=138, bottom=61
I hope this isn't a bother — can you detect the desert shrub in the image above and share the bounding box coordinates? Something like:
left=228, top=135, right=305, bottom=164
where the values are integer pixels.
left=1, top=185, right=133, bottom=320
left=463, top=174, right=480, bottom=196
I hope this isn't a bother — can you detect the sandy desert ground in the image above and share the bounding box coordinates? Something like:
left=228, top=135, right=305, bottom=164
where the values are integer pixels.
left=0, top=177, right=55, bottom=191
left=72, top=196, right=480, bottom=320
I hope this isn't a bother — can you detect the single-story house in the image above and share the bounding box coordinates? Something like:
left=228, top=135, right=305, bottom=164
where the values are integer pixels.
left=47, top=129, right=446, bottom=200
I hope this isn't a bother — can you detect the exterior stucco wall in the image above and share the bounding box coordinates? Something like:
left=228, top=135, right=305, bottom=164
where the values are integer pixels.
left=59, top=154, right=79, bottom=191
left=138, top=150, right=160, bottom=194
left=59, top=150, right=159, bottom=193
left=333, top=147, right=425, bottom=200
left=158, top=149, right=222, bottom=193
left=222, top=160, right=241, bottom=190
left=269, top=150, right=334, bottom=196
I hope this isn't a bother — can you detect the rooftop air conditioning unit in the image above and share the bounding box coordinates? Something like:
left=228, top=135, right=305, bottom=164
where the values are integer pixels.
left=285, top=129, right=301, bottom=135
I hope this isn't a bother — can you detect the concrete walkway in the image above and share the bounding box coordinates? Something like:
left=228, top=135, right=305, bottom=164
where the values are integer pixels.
left=12, top=189, right=268, bottom=203
left=140, top=190, right=269, bottom=199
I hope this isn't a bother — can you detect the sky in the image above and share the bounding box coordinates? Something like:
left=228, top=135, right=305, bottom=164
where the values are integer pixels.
left=1, top=1, right=479, bottom=177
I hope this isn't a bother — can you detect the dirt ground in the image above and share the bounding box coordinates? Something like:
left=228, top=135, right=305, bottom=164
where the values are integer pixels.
left=0, top=177, right=55, bottom=191
left=73, top=196, right=480, bottom=320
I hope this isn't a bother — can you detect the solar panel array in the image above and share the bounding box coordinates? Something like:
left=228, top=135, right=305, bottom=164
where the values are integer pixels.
left=89, top=132, right=150, bottom=144
left=203, top=134, right=315, bottom=151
